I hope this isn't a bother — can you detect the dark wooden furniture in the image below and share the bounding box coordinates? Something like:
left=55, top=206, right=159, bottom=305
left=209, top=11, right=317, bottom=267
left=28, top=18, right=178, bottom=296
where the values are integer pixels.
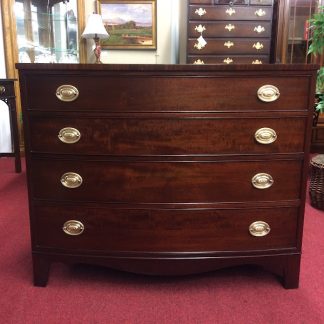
left=0, top=79, right=21, bottom=173
left=187, top=0, right=279, bottom=65
left=17, top=63, right=318, bottom=288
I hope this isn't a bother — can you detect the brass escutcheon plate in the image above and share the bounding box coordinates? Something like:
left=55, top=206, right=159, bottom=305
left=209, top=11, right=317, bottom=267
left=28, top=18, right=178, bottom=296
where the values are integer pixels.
left=63, top=220, right=85, bottom=236
left=249, top=221, right=271, bottom=237
left=56, top=85, right=79, bottom=102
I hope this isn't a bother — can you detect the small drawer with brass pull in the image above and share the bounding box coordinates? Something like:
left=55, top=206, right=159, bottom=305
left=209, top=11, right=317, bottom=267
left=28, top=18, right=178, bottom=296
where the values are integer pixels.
left=60, top=172, right=83, bottom=189
left=63, top=220, right=85, bottom=236
left=189, top=6, right=272, bottom=21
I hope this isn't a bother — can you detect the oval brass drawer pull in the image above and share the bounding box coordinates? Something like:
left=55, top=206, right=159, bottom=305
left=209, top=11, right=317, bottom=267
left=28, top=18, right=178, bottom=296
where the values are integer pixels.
left=255, top=9, right=266, bottom=17
left=58, top=127, right=81, bottom=144
left=252, top=173, right=274, bottom=190
left=0, top=85, right=5, bottom=94
left=226, top=8, right=236, bottom=16
left=61, top=172, right=83, bottom=189
left=56, top=85, right=79, bottom=102
left=63, top=220, right=85, bottom=236
left=255, top=128, right=277, bottom=145
left=257, top=85, right=280, bottom=102
left=195, top=8, right=206, bottom=16
left=249, top=221, right=271, bottom=237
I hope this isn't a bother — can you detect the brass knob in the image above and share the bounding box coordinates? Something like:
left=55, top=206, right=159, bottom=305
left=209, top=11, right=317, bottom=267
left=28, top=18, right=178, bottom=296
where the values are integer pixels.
left=255, top=128, right=277, bottom=145
left=249, top=221, right=271, bottom=237
left=58, top=127, right=81, bottom=144
left=252, top=173, right=274, bottom=190
left=255, top=9, right=266, bottom=17
left=63, top=220, right=85, bottom=236
left=257, top=85, right=280, bottom=103
left=252, top=60, right=263, bottom=64
left=226, top=8, right=236, bottom=16
left=0, top=85, right=5, bottom=94
left=56, top=85, right=79, bottom=102
left=61, top=172, right=83, bottom=189
left=195, top=8, right=206, bottom=16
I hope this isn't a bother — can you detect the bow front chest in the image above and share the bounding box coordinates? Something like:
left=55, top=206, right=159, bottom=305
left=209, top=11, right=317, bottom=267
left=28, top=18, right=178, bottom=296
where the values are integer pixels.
left=17, top=63, right=317, bottom=288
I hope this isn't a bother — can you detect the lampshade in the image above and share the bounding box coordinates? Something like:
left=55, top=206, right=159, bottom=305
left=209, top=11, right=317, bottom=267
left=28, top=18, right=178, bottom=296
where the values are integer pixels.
left=82, top=14, right=109, bottom=39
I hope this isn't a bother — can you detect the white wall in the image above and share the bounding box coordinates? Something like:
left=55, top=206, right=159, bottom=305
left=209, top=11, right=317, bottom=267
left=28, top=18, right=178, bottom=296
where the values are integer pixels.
left=84, top=0, right=181, bottom=64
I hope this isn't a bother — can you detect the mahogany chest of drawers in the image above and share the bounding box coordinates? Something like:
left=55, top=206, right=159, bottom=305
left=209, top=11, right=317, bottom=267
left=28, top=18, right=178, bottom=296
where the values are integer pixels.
left=187, top=0, right=278, bottom=65
left=17, top=63, right=317, bottom=288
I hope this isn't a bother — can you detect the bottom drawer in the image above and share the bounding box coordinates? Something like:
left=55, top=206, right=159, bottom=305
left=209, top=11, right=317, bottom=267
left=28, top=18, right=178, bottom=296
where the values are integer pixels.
left=33, top=205, right=298, bottom=253
left=187, top=55, right=270, bottom=65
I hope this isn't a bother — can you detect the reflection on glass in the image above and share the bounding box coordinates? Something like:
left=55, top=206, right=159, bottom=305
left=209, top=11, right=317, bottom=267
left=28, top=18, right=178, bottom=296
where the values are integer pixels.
left=15, top=0, right=79, bottom=63
left=287, top=0, right=320, bottom=63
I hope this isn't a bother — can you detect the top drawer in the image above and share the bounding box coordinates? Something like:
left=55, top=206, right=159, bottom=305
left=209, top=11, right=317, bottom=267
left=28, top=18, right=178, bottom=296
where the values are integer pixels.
left=189, top=5, right=273, bottom=21
left=23, top=75, right=310, bottom=112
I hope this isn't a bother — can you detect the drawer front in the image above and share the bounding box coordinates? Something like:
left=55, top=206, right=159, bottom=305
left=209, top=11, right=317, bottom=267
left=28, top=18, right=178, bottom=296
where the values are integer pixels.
left=189, top=6, right=273, bottom=21
left=188, top=38, right=270, bottom=55
left=24, top=75, right=310, bottom=112
left=30, top=159, right=302, bottom=203
left=29, top=116, right=306, bottom=155
left=188, top=55, right=269, bottom=64
left=33, top=204, right=298, bottom=252
left=188, top=21, right=272, bottom=38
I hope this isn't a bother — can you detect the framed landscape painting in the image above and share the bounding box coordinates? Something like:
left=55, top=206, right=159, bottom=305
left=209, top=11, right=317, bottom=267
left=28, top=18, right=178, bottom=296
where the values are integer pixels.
left=97, top=0, right=157, bottom=49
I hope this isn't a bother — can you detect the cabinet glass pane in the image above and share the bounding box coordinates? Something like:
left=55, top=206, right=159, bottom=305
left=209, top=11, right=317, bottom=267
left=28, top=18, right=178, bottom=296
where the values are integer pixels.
left=15, top=0, right=79, bottom=63
left=286, top=0, right=319, bottom=63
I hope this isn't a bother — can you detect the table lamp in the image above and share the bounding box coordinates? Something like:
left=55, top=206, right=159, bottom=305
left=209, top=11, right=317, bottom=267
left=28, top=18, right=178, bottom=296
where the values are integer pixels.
left=82, top=14, right=109, bottom=64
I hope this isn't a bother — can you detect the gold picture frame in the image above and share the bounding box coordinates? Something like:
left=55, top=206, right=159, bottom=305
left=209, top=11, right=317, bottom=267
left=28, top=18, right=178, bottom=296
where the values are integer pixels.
left=97, top=0, right=157, bottom=50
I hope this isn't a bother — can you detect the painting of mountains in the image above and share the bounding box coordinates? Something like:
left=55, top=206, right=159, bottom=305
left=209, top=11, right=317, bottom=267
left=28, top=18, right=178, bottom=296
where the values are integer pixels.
left=98, top=1, right=156, bottom=49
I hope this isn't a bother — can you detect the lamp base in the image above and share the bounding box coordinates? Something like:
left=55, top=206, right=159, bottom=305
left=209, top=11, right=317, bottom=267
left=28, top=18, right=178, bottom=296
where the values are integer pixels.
left=93, top=37, right=102, bottom=64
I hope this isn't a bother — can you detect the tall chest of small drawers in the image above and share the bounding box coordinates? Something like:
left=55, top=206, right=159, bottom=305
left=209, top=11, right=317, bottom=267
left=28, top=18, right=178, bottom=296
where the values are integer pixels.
left=187, top=0, right=278, bottom=65
left=17, top=63, right=317, bottom=288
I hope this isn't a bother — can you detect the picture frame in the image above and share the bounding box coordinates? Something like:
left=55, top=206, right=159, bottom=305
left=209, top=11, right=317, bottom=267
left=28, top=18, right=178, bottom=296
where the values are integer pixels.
left=97, top=0, right=157, bottom=50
